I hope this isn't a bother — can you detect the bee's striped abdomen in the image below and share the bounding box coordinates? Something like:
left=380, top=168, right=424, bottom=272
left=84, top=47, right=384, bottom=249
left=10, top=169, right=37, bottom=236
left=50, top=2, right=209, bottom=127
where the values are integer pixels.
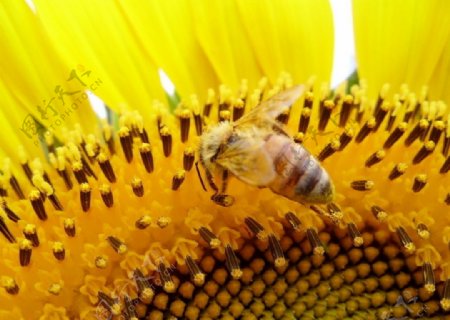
left=266, top=134, right=334, bottom=204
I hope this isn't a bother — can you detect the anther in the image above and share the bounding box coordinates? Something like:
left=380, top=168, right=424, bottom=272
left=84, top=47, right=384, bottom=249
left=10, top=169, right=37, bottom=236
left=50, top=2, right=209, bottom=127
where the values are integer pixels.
left=396, top=227, right=415, bottom=253
left=347, top=223, right=363, bottom=247
left=389, top=163, right=408, bottom=180
left=23, top=224, right=39, bottom=246
left=371, top=206, right=388, bottom=221
left=133, top=269, right=154, bottom=304
left=365, top=150, right=386, bottom=167
left=211, top=193, right=235, bottom=207
left=172, top=171, right=185, bottom=191
left=318, top=139, right=341, bottom=161
left=412, top=141, right=435, bottom=164
left=64, top=218, right=76, bottom=237
left=135, top=215, right=152, bottom=229
left=124, top=295, right=138, bottom=320
left=1, top=203, right=20, bottom=222
left=198, top=227, right=221, bottom=248
left=244, top=217, right=267, bottom=240
left=338, top=128, right=354, bottom=151
left=443, top=135, right=450, bottom=157
left=442, top=279, right=450, bottom=311
left=107, top=236, right=127, bottom=254
left=97, top=153, right=116, bottom=183
left=219, top=86, right=231, bottom=117
left=203, top=90, right=214, bottom=117
left=98, top=291, right=121, bottom=315
left=78, top=183, right=91, bottom=212
left=179, top=109, right=191, bottom=143
left=29, top=190, right=47, bottom=220
left=306, top=228, right=324, bottom=255
left=423, top=262, right=435, bottom=293
left=383, top=122, right=408, bottom=149
left=225, top=244, right=242, bottom=279
left=219, top=110, right=231, bottom=122
left=185, top=255, right=205, bottom=286
left=374, top=84, right=389, bottom=115
left=160, top=126, right=172, bottom=157
left=9, top=175, right=25, bottom=200
left=310, top=204, right=327, bottom=217
left=0, top=217, right=15, bottom=243
left=58, top=168, right=73, bottom=190
left=428, top=120, right=445, bottom=144
left=19, top=239, right=32, bottom=266
left=156, top=216, right=171, bottom=228
left=276, top=109, right=290, bottom=125
left=339, top=95, right=354, bottom=127
left=2, top=277, right=19, bottom=295
left=99, top=184, right=114, bottom=208
left=416, top=223, right=429, bottom=239
left=233, top=99, right=245, bottom=121
left=404, top=119, right=429, bottom=147
left=193, top=112, right=203, bottom=136
left=285, top=212, right=301, bottom=230
left=439, top=156, right=450, bottom=174
left=351, top=180, right=374, bottom=191
left=298, top=108, right=311, bottom=133
left=385, top=107, right=398, bottom=132
left=268, top=234, right=286, bottom=267
left=102, top=124, right=116, bottom=155
left=52, top=242, right=65, bottom=261
left=0, top=186, right=7, bottom=198
left=373, top=101, right=390, bottom=130
left=158, top=262, right=175, bottom=293
left=326, top=202, right=344, bottom=223
left=81, top=157, right=97, bottom=179
left=95, top=256, right=108, bottom=269
left=139, top=143, right=154, bottom=173
left=318, top=100, right=335, bottom=131
left=131, top=178, right=144, bottom=197
left=355, top=117, right=376, bottom=143
left=48, top=193, right=63, bottom=211
left=21, top=162, right=33, bottom=182
left=183, top=148, right=195, bottom=171
left=293, top=132, right=304, bottom=144
left=412, top=174, right=427, bottom=192
left=72, top=162, right=87, bottom=184
left=119, top=127, right=133, bottom=163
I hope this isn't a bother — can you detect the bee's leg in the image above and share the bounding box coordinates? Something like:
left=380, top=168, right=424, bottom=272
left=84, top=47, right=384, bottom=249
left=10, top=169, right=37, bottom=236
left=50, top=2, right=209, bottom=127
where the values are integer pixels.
left=221, top=169, right=229, bottom=193
left=205, top=168, right=219, bottom=193
left=195, top=162, right=207, bottom=191
left=211, top=193, right=234, bottom=207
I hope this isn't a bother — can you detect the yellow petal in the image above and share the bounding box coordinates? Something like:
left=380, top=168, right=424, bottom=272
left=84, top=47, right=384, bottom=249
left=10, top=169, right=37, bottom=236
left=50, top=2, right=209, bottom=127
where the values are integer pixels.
left=33, top=0, right=166, bottom=119
left=353, top=0, right=450, bottom=98
left=236, top=0, right=334, bottom=85
left=192, top=0, right=264, bottom=88
left=117, top=0, right=220, bottom=99
left=428, top=35, right=450, bottom=105
left=0, top=1, right=99, bottom=140
left=0, top=80, right=39, bottom=162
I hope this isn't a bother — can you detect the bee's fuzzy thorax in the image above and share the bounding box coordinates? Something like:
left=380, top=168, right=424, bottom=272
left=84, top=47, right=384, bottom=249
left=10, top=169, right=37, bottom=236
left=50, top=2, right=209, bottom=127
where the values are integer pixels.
left=199, top=121, right=234, bottom=168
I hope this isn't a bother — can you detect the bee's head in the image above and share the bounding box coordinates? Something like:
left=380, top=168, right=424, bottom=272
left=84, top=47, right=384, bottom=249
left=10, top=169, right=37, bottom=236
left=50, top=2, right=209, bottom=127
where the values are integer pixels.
left=199, top=121, right=234, bottom=168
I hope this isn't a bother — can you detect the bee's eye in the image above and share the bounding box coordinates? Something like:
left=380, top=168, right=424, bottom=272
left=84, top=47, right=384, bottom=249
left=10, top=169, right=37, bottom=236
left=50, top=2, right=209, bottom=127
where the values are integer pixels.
left=227, top=134, right=237, bottom=144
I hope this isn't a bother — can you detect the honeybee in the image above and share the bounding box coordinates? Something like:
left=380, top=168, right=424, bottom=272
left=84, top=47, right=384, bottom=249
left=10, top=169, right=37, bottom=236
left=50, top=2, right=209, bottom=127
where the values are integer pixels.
left=198, top=85, right=335, bottom=207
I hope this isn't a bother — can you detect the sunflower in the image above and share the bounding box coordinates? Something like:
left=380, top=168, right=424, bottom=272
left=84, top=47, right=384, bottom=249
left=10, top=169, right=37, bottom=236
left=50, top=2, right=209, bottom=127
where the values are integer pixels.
left=0, top=1, right=449, bottom=319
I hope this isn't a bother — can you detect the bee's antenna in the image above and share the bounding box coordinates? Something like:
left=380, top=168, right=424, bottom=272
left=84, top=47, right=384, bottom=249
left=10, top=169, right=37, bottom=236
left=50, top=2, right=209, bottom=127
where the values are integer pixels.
left=195, top=161, right=207, bottom=192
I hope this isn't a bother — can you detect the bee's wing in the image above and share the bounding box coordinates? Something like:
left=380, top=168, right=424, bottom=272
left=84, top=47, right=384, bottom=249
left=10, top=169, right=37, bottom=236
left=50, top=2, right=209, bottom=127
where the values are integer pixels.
left=234, top=85, right=304, bottom=130
left=216, top=133, right=276, bottom=186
